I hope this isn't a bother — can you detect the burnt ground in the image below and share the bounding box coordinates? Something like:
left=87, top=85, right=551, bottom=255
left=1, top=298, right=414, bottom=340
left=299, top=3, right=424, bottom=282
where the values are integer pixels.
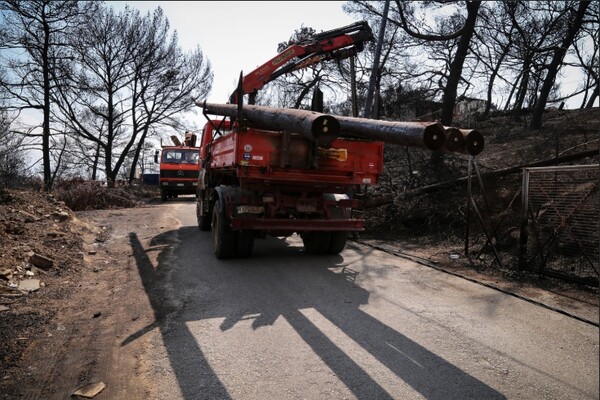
left=0, top=188, right=161, bottom=399
left=0, top=189, right=92, bottom=397
left=1, top=108, right=599, bottom=398
left=361, top=107, right=599, bottom=302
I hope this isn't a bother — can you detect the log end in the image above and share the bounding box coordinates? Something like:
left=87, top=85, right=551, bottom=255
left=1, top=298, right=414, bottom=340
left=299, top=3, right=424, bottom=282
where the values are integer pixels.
left=423, top=122, right=447, bottom=151
left=312, top=115, right=340, bottom=144
left=465, top=130, right=484, bottom=156
left=444, top=127, right=466, bottom=152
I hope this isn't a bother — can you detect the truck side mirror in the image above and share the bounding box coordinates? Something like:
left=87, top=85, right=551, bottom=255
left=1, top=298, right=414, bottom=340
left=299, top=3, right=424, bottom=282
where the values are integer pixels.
left=154, top=150, right=159, bottom=164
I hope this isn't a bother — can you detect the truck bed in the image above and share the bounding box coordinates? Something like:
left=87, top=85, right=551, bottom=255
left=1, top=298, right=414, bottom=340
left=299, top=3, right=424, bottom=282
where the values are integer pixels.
left=208, top=128, right=384, bottom=187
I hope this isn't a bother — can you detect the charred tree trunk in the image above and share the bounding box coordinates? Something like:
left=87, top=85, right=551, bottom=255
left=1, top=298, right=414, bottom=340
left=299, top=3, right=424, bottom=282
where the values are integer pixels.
left=512, top=61, right=531, bottom=119
left=484, top=48, right=509, bottom=117
left=440, top=1, right=481, bottom=126
left=128, top=127, right=149, bottom=183
left=433, top=1, right=481, bottom=175
left=504, top=70, right=522, bottom=111
left=585, top=86, right=599, bottom=108
left=364, top=0, right=389, bottom=119
left=42, top=17, right=52, bottom=191
left=294, top=76, right=321, bottom=110
left=530, top=1, right=590, bottom=129
left=91, top=140, right=101, bottom=181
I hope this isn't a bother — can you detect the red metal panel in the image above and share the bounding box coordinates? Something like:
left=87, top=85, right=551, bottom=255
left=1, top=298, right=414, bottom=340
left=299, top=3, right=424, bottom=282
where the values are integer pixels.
left=238, top=168, right=379, bottom=187
left=210, top=133, right=237, bottom=167
left=209, top=128, right=384, bottom=187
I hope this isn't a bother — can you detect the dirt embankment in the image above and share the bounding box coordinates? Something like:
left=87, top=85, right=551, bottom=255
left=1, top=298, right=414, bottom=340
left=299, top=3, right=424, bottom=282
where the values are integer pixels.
left=0, top=188, right=167, bottom=399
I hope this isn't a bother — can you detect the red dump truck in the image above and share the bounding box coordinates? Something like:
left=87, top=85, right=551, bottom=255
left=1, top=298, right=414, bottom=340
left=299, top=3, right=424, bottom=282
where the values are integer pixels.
left=194, top=21, right=483, bottom=258
left=154, top=132, right=201, bottom=201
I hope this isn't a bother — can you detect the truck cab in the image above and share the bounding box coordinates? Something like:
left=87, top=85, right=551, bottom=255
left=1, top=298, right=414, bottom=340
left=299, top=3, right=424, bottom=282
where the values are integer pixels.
left=154, top=133, right=201, bottom=201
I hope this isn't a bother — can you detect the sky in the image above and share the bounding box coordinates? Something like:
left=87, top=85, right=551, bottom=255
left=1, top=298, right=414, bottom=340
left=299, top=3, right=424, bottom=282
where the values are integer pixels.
left=116, top=1, right=357, bottom=104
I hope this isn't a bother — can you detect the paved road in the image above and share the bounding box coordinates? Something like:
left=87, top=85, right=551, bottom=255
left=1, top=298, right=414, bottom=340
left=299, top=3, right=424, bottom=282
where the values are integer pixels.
left=135, top=200, right=599, bottom=400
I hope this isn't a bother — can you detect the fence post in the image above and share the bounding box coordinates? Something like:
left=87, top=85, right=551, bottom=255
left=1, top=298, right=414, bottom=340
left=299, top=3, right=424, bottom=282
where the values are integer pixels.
left=519, top=168, right=530, bottom=271
left=465, top=156, right=473, bottom=256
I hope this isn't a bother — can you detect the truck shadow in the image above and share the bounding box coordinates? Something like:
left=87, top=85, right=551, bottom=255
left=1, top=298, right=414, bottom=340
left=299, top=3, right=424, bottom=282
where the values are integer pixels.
left=125, top=227, right=506, bottom=400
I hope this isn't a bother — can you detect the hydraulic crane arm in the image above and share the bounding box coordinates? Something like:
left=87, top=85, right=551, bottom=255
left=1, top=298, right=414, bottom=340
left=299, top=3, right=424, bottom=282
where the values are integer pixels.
left=230, top=21, right=374, bottom=104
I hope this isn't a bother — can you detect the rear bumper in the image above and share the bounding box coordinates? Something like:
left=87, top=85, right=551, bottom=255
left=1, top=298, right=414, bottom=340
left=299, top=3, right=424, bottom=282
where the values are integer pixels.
left=230, top=217, right=364, bottom=232
left=160, top=180, right=198, bottom=194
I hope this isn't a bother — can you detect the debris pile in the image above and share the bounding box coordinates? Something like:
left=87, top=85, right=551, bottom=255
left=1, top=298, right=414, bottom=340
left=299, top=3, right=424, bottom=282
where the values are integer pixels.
left=0, top=189, right=85, bottom=302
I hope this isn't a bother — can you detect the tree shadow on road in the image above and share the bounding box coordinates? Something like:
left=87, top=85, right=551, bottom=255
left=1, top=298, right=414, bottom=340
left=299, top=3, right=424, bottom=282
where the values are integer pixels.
left=124, top=227, right=505, bottom=400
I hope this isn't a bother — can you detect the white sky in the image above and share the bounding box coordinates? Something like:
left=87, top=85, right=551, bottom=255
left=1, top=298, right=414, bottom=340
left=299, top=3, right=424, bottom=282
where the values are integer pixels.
left=117, top=1, right=356, bottom=104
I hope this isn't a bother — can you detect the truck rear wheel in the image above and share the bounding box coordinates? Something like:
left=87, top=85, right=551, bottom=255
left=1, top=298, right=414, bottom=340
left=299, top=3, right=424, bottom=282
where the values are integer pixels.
left=212, top=201, right=236, bottom=259
left=327, top=232, right=347, bottom=254
left=160, top=189, right=167, bottom=201
left=302, top=232, right=331, bottom=255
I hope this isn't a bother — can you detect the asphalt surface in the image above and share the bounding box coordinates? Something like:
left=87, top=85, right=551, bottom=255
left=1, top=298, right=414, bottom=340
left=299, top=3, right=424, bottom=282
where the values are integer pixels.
left=135, top=200, right=599, bottom=400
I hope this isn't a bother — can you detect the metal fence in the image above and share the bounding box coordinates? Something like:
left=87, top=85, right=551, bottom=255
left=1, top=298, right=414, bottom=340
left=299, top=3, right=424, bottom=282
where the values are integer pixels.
left=519, top=165, right=599, bottom=286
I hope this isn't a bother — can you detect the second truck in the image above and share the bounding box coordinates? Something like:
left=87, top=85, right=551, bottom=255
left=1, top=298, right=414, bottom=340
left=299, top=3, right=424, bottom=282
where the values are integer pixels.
left=154, top=132, right=201, bottom=201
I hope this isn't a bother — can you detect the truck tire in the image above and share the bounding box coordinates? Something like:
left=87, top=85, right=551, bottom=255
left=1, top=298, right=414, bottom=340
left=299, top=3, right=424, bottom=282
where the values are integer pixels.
left=196, top=194, right=211, bottom=231
left=302, top=232, right=331, bottom=255
left=212, top=201, right=236, bottom=259
left=236, top=231, right=254, bottom=258
left=160, top=189, right=167, bottom=201
left=327, top=231, right=347, bottom=254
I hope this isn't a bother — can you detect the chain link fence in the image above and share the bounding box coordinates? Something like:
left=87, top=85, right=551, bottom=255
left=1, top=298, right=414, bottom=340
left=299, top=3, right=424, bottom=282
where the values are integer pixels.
left=519, top=165, right=599, bottom=286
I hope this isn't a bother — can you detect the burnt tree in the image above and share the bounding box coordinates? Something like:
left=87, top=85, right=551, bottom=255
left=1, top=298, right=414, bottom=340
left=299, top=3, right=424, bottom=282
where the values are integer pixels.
left=531, top=0, right=591, bottom=128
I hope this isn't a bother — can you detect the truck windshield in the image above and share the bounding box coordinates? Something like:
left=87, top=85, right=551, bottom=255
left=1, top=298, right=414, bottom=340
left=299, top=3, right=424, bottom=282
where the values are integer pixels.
left=162, top=149, right=199, bottom=164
